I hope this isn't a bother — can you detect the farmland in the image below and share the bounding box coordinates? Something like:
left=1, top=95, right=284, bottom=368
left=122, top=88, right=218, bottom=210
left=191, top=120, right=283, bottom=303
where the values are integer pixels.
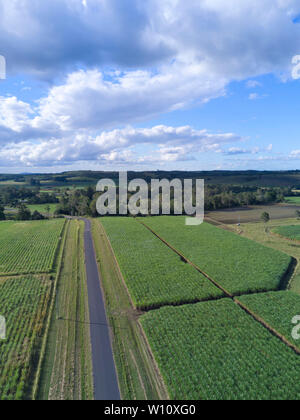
left=237, top=218, right=300, bottom=294
left=100, top=218, right=224, bottom=310
left=0, top=206, right=299, bottom=400
left=4, top=204, right=58, bottom=218
left=27, top=204, right=58, bottom=215
left=239, top=291, right=300, bottom=350
left=140, top=217, right=292, bottom=295
left=0, top=220, right=65, bottom=275
left=99, top=216, right=300, bottom=400
left=206, top=204, right=300, bottom=224
left=285, top=196, right=300, bottom=204
left=0, top=217, right=93, bottom=401
left=273, top=225, right=300, bottom=241
left=141, top=299, right=300, bottom=400
left=0, top=275, right=52, bottom=400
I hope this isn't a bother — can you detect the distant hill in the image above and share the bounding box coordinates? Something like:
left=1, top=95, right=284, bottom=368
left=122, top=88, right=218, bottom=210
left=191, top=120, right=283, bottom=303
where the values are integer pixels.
left=1, top=170, right=300, bottom=188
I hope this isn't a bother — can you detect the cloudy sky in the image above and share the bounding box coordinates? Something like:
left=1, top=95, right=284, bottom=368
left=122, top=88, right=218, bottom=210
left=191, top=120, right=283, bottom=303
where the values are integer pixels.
left=0, top=0, right=300, bottom=173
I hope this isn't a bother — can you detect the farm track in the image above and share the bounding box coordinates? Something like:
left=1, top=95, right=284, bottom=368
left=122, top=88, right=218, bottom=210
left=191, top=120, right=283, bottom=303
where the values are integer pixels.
left=83, top=219, right=120, bottom=400
left=138, top=219, right=300, bottom=356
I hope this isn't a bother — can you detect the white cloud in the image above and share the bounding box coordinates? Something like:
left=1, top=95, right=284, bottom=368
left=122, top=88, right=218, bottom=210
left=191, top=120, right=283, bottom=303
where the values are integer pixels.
left=248, top=92, right=269, bottom=100
left=224, top=144, right=274, bottom=155
left=248, top=93, right=268, bottom=100
left=0, top=96, right=33, bottom=132
left=0, top=0, right=172, bottom=78
left=1, top=0, right=300, bottom=81
left=151, top=0, right=300, bottom=80
left=32, top=67, right=227, bottom=132
left=290, top=149, right=300, bottom=157
left=0, top=125, right=242, bottom=167
left=246, top=80, right=263, bottom=88
left=0, top=67, right=227, bottom=143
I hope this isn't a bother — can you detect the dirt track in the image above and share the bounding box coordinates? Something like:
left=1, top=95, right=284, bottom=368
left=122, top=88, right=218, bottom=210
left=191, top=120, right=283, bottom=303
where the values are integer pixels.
left=83, top=219, right=120, bottom=400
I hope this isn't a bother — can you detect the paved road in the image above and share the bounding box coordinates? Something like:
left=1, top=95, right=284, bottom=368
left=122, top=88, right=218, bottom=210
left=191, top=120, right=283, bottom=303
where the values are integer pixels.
left=83, top=219, right=120, bottom=400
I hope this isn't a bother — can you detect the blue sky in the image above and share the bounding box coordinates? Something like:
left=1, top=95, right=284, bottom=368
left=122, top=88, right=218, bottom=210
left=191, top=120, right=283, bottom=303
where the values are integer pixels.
left=0, top=0, right=300, bottom=173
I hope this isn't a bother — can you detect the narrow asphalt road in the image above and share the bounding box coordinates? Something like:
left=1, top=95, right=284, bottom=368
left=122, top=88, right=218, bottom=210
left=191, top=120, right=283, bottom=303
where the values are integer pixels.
left=83, top=219, right=120, bottom=400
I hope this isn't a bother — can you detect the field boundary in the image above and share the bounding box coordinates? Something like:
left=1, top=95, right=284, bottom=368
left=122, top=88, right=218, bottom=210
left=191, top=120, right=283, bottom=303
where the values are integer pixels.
left=205, top=216, right=237, bottom=232
left=0, top=269, right=57, bottom=278
left=234, top=298, right=300, bottom=355
left=270, top=230, right=300, bottom=244
left=51, top=219, right=67, bottom=272
left=265, top=229, right=299, bottom=290
left=279, top=257, right=298, bottom=290
left=139, top=219, right=300, bottom=356
left=99, top=220, right=137, bottom=310
left=136, top=320, right=170, bottom=400
left=31, top=219, right=70, bottom=400
left=138, top=220, right=233, bottom=298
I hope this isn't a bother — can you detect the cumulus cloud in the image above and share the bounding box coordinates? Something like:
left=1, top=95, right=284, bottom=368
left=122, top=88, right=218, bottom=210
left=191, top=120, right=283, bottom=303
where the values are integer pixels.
left=1, top=0, right=300, bottom=80
left=0, top=1, right=300, bottom=169
left=32, top=67, right=227, bottom=132
left=290, top=150, right=300, bottom=157
left=0, top=0, right=172, bottom=78
left=153, top=0, right=300, bottom=79
left=0, top=67, right=227, bottom=143
left=0, top=125, right=242, bottom=167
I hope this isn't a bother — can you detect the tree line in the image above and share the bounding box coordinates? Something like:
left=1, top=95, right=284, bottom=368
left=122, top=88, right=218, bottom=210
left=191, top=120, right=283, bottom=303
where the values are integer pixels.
left=0, top=184, right=295, bottom=219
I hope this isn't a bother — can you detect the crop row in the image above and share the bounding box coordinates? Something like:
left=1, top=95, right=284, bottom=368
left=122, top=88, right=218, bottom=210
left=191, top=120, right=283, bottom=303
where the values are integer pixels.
left=100, top=218, right=224, bottom=310
left=0, top=275, right=52, bottom=400
left=140, top=217, right=292, bottom=295
left=273, top=225, right=300, bottom=241
left=238, top=291, right=300, bottom=350
left=0, top=219, right=65, bottom=275
left=141, top=299, right=300, bottom=400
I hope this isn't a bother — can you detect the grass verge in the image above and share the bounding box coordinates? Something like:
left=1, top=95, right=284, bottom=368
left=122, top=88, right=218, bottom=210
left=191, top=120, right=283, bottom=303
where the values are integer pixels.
left=36, top=220, right=93, bottom=400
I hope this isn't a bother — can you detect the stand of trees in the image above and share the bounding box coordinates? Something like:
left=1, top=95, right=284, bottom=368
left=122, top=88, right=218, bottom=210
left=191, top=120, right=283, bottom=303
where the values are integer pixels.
left=55, top=187, right=97, bottom=217
left=16, top=204, right=46, bottom=221
left=204, top=186, right=288, bottom=211
left=0, top=186, right=58, bottom=208
left=0, top=205, right=5, bottom=220
left=53, top=185, right=290, bottom=217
